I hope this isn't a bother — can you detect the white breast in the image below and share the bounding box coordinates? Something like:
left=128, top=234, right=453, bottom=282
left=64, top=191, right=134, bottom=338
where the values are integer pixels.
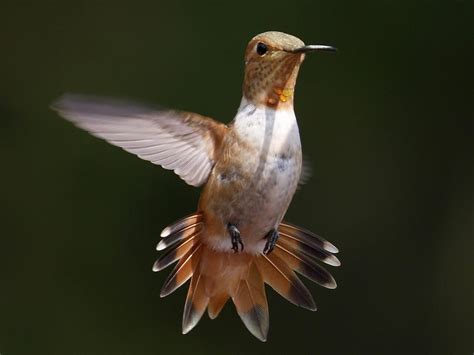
left=229, top=97, right=302, bottom=252
left=233, top=97, right=301, bottom=155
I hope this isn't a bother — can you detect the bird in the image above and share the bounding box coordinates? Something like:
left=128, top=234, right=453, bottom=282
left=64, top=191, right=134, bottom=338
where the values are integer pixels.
left=52, top=31, right=340, bottom=342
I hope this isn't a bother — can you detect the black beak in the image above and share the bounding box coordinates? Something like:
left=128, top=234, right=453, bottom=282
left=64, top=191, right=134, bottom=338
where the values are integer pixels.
left=290, top=45, right=338, bottom=53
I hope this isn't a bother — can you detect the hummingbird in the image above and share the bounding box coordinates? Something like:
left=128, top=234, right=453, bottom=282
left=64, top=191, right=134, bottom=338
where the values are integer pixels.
left=52, top=31, right=340, bottom=342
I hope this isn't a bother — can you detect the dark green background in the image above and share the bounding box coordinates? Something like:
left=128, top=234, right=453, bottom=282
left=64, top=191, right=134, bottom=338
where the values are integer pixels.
left=1, top=1, right=472, bottom=354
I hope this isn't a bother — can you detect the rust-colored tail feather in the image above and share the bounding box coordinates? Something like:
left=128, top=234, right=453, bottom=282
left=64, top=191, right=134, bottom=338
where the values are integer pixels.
left=254, top=253, right=317, bottom=311
left=153, top=235, right=197, bottom=271
left=233, top=262, right=269, bottom=341
left=182, top=271, right=209, bottom=334
left=159, top=243, right=202, bottom=297
left=154, top=214, right=340, bottom=341
left=207, top=291, right=229, bottom=319
left=273, top=244, right=337, bottom=289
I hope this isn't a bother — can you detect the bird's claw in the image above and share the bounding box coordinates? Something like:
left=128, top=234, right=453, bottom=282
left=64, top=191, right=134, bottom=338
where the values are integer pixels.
left=263, top=229, right=279, bottom=255
left=227, top=223, right=244, bottom=253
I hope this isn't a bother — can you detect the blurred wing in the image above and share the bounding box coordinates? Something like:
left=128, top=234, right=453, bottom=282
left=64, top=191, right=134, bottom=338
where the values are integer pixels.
left=298, top=157, right=312, bottom=187
left=52, top=94, right=228, bottom=187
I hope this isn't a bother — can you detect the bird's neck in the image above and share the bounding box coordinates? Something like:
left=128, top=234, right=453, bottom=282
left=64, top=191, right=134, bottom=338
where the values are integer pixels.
left=234, top=95, right=296, bottom=122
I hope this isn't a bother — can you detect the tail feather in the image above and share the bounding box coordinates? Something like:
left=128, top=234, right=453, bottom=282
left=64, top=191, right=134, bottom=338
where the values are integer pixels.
left=182, top=271, right=209, bottom=334
left=279, top=232, right=341, bottom=267
left=160, top=212, right=203, bottom=238
left=254, top=253, right=317, bottom=311
left=233, top=262, right=269, bottom=342
left=160, top=243, right=202, bottom=297
left=152, top=235, right=197, bottom=271
left=273, top=244, right=337, bottom=289
left=157, top=223, right=203, bottom=251
left=279, top=222, right=339, bottom=254
left=154, top=214, right=340, bottom=341
left=207, top=291, right=229, bottom=319
left=154, top=211, right=203, bottom=273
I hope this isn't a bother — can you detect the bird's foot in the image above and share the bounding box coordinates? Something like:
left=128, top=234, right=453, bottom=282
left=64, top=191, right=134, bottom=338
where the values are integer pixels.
left=263, top=229, right=279, bottom=255
left=227, top=223, right=244, bottom=253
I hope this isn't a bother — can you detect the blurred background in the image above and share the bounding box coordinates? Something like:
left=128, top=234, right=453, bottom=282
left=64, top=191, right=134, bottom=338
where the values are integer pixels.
left=0, top=0, right=472, bottom=354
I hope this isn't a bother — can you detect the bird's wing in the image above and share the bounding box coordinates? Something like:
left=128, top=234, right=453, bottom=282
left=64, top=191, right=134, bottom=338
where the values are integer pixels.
left=52, top=94, right=228, bottom=187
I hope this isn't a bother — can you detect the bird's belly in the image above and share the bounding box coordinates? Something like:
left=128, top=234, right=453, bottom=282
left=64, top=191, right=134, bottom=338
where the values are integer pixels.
left=201, top=150, right=301, bottom=254
left=235, top=155, right=300, bottom=235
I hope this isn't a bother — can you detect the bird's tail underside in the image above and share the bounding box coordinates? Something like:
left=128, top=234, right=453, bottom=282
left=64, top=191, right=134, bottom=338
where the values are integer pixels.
left=153, top=212, right=340, bottom=342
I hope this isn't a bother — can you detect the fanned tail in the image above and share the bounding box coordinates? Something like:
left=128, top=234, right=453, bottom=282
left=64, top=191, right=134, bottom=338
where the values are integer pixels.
left=154, top=214, right=340, bottom=341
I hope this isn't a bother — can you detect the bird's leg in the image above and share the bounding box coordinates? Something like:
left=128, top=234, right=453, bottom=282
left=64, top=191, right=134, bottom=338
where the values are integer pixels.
left=227, top=223, right=244, bottom=253
left=263, top=229, right=279, bottom=255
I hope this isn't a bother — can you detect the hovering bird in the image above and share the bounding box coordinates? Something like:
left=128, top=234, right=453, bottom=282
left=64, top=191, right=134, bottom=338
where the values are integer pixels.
left=52, top=31, right=340, bottom=342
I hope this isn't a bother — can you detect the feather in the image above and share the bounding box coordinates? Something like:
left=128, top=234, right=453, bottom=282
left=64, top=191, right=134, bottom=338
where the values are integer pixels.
left=182, top=271, right=209, bottom=334
left=232, top=262, right=269, bottom=342
left=207, top=292, right=230, bottom=320
left=152, top=236, right=197, bottom=272
left=273, top=244, right=337, bottom=289
left=297, top=156, right=312, bottom=187
left=278, top=233, right=341, bottom=267
left=160, top=243, right=202, bottom=297
left=156, top=223, right=202, bottom=251
left=52, top=94, right=228, bottom=187
left=255, top=253, right=316, bottom=311
left=160, top=213, right=203, bottom=238
left=279, top=222, right=339, bottom=254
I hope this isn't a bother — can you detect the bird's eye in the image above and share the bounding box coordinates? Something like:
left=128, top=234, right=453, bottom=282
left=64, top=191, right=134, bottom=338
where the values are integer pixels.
left=256, top=42, right=268, bottom=56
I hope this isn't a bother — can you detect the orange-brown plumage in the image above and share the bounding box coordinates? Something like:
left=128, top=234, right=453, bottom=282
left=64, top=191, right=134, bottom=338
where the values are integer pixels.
left=52, top=31, right=339, bottom=342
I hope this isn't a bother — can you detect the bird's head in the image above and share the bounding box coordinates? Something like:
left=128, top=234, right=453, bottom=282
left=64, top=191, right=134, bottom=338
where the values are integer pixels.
left=242, top=31, right=336, bottom=109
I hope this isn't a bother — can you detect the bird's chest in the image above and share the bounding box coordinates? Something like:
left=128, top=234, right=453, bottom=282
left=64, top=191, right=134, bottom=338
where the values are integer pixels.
left=209, top=104, right=302, bottom=238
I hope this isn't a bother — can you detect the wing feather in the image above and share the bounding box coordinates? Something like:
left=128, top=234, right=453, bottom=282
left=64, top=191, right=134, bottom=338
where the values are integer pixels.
left=52, top=94, right=228, bottom=187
